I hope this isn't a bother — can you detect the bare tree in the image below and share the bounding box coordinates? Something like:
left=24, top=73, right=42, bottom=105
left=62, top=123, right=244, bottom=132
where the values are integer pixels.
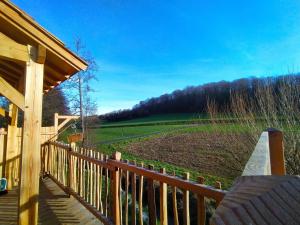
left=62, top=39, right=98, bottom=144
left=208, top=75, right=300, bottom=175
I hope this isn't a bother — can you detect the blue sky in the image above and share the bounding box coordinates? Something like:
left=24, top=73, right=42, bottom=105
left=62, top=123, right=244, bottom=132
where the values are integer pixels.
left=12, top=0, right=300, bottom=114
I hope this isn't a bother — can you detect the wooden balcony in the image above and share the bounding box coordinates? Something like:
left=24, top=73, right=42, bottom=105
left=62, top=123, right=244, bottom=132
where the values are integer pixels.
left=0, top=0, right=299, bottom=224
left=0, top=178, right=102, bottom=225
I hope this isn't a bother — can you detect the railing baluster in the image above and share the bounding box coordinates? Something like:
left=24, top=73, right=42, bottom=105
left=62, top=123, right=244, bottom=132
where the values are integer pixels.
left=112, top=152, right=121, bottom=225
left=96, top=152, right=100, bottom=210
left=172, top=171, right=179, bottom=225
left=80, top=148, right=83, bottom=197
left=94, top=151, right=97, bottom=207
left=68, top=145, right=72, bottom=193
left=90, top=150, right=93, bottom=205
left=125, top=160, right=129, bottom=225
left=138, top=163, right=144, bottom=225
left=215, top=181, right=222, bottom=206
left=119, top=167, right=123, bottom=225
left=42, top=145, right=227, bottom=225
left=197, top=176, right=206, bottom=225
left=147, top=165, right=156, bottom=225
left=183, top=172, right=190, bottom=225
left=99, top=153, right=104, bottom=213
left=131, top=161, right=137, bottom=225
left=159, top=168, right=168, bottom=225
left=104, top=155, right=109, bottom=217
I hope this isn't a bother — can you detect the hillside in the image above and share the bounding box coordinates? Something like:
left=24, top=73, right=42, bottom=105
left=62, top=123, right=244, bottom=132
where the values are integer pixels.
left=100, top=74, right=300, bottom=122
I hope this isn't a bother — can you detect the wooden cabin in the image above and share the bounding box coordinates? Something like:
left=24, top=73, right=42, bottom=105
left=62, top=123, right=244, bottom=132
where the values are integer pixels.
left=0, top=0, right=88, bottom=224
left=0, top=1, right=299, bottom=225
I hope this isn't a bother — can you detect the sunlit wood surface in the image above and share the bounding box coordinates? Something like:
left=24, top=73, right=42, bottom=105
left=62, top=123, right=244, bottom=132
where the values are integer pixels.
left=211, top=175, right=300, bottom=225
left=0, top=177, right=102, bottom=225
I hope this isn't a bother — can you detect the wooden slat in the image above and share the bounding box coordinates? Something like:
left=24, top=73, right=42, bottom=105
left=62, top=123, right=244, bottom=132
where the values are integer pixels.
left=119, top=167, right=123, bottom=225
left=131, top=161, right=137, bottom=225
left=215, top=181, right=222, bottom=207
left=112, top=152, right=121, bottom=225
left=138, top=163, right=144, bottom=225
left=172, top=172, right=179, bottom=225
left=104, top=155, right=109, bottom=217
left=96, top=152, right=100, bottom=210
left=147, top=165, right=156, bottom=225
left=183, top=172, right=190, bottom=225
left=5, top=103, right=19, bottom=189
left=125, top=160, right=129, bottom=225
left=0, top=128, right=6, bottom=177
left=99, top=154, right=104, bottom=213
left=197, top=176, right=205, bottom=225
left=159, top=168, right=168, bottom=225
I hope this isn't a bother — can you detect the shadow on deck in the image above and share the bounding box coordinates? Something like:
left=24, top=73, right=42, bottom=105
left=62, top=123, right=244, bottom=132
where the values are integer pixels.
left=0, top=177, right=102, bottom=225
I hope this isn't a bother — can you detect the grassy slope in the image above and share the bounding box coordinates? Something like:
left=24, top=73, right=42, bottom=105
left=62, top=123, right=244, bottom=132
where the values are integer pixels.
left=89, top=124, right=188, bottom=142
left=92, top=123, right=245, bottom=189
left=59, top=115, right=249, bottom=189
left=99, top=140, right=233, bottom=189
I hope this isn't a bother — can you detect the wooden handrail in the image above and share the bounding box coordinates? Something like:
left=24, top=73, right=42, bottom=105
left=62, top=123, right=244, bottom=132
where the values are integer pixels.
left=41, top=141, right=228, bottom=225
left=242, top=128, right=285, bottom=176
left=108, top=159, right=226, bottom=201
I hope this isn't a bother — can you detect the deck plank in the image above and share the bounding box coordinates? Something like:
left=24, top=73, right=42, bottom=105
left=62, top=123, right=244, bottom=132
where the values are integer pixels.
left=0, top=177, right=103, bottom=225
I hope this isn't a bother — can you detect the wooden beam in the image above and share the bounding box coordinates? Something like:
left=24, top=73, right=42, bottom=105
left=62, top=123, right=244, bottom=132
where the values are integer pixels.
left=36, top=45, right=46, bottom=64
left=57, top=115, right=80, bottom=120
left=0, top=60, right=24, bottom=76
left=0, top=32, right=29, bottom=62
left=57, top=118, right=72, bottom=131
left=0, top=75, right=24, bottom=110
left=19, top=45, right=44, bottom=225
left=0, top=67, right=20, bottom=79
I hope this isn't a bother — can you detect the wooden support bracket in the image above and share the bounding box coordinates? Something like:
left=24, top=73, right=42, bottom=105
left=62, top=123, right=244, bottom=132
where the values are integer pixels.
left=0, top=75, right=25, bottom=111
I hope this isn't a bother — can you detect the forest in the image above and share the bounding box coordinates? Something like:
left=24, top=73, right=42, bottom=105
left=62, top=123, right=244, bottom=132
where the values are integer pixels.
left=100, top=74, right=300, bottom=122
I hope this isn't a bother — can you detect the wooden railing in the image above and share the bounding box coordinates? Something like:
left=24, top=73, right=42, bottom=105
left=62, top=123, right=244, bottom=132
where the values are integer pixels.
left=41, top=142, right=227, bottom=225
left=242, top=128, right=285, bottom=176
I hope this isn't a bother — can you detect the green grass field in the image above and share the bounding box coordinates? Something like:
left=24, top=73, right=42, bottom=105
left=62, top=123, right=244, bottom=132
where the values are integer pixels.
left=58, top=114, right=256, bottom=190
left=89, top=124, right=189, bottom=143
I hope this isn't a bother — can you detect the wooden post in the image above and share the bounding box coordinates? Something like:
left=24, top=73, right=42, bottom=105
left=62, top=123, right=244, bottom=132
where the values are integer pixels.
left=67, top=143, right=75, bottom=195
left=197, top=176, right=205, bottom=225
left=112, top=152, right=121, bottom=225
left=147, top=165, right=156, bottom=225
left=54, top=113, right=58, bottom=140
left=267, top=128, right=286, bottom=175
left=5, top=103, right=19, bottom=189
left=183, top=172, right=190, bottom=225
left=18, top=45, right=45, bottom=225
left=215, top=181, right=222, bottom=207
left=159, top=168, right=168, bottom=225
left=0, top=128, right=7, bottom=177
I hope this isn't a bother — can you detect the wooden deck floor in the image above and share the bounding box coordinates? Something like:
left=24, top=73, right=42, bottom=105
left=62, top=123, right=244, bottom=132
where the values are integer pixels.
left=0, top=177, right=103, bottom=225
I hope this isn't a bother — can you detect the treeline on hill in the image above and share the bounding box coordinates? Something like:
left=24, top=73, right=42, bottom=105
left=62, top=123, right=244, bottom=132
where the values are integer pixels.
left=100, top=74, right=300, bottom=122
